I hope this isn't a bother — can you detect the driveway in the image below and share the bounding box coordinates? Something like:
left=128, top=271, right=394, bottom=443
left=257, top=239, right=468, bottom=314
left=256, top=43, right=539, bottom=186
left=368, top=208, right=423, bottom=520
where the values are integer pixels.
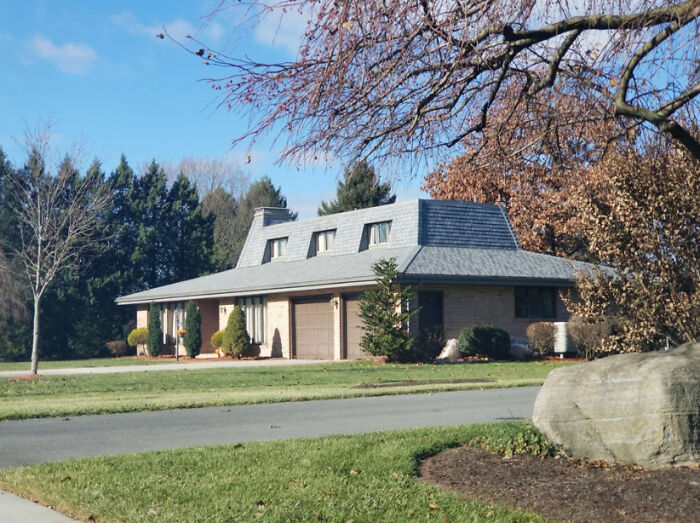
left=0, top=358, right=327, bottom=379
left=0, top=387, right=540, bottom=467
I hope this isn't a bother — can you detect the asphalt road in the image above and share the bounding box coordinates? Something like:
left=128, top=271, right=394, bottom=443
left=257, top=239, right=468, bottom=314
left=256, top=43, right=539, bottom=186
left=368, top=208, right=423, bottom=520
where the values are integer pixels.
left=0, top=387, right=540, bottom=467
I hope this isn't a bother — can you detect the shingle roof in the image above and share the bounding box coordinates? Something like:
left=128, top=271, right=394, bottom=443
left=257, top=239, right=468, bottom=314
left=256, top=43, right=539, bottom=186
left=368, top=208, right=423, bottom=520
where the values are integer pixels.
left=418, top=200, right=519, bottom=249
left=117, top=247, right=417, bottom=304
left=402, top=247, right=593, bottom=284
left=116, top=199, right=595, bottom=305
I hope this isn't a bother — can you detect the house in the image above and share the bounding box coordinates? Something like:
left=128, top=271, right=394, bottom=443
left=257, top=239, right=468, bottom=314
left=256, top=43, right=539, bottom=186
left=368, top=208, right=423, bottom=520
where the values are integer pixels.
left=116, top=199, right=591, bottom=359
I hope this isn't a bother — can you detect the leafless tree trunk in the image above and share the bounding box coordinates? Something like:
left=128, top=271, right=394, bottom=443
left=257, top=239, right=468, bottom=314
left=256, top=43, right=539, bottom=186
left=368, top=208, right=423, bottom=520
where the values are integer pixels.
left=3, top=125, right=113, bottom=374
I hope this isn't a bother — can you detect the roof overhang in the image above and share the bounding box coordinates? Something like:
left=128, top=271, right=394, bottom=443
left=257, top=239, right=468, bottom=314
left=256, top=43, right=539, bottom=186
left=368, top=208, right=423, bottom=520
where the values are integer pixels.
left=115, top=278, right=378, bottom=305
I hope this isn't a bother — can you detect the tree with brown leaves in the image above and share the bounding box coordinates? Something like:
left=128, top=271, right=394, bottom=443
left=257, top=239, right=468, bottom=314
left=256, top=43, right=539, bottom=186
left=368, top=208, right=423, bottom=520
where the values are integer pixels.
left=186, top=0, right=699, bottom=168
left=567, top=142, right=699, bottom=354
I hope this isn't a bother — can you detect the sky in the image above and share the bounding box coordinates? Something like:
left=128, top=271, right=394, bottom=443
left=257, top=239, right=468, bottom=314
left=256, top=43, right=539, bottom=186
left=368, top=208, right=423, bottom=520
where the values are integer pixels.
left=0, top=1, right=426, bottom=218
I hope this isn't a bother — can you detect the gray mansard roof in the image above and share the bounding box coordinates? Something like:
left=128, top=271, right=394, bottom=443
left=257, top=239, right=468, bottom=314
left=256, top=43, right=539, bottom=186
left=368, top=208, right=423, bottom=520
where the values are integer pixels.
left=117, top=199, right=593, bottom=305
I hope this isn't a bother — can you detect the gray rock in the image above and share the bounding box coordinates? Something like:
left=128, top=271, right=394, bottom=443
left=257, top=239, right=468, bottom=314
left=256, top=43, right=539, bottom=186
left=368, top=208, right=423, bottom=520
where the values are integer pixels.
left=533, top=342, right=700, bottom=467
left=509, top=336, right=534, bottom=361
left=436, top=339, right=460, bottom=362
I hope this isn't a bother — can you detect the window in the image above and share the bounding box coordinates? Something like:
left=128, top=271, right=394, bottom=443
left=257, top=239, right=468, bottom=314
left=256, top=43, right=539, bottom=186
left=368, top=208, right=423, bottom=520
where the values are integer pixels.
left=515, top=287, right=556, bottom=318
left=369, top=221, right=391, bottom=245
left=270, top=237, right=287, bottom=259
left=315, top=229, right=336, bottom=254
left=235, top=296, right=267, bottom=344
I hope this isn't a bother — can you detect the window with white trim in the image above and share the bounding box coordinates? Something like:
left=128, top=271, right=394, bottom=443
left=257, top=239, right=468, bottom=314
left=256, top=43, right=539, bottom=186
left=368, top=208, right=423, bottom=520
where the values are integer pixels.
left=270, top=237, right=287, bottom=259
left=369, top=221, right=391, bottom=245
left=235, top=296, right=267, bottom=344
left=315, top=229, right=336, bottom=254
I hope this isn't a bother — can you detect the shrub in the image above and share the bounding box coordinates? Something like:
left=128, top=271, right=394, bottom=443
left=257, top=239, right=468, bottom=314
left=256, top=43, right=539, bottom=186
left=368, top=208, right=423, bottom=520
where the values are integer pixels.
left=458, top=324, right=511, bottom=359
left=127, top=327, right=148, bottom=347
left=183, top=301, right=201, bottom=358
left=469, top=423, right=557, bottom=458
left=221, top=306, right=250, bottom=358
left=410, top=327, right=446, bottom=363
left=146, top=303, right=163, bottom=357
left=568, top=316, right=618, bottom=360
left=211, top=330, right=224, bottom=349
left=359, top=258, right=418, bottom=362
left=105, top=340, right=130, bottom=357
left=526, top=322, right=556, bottom=357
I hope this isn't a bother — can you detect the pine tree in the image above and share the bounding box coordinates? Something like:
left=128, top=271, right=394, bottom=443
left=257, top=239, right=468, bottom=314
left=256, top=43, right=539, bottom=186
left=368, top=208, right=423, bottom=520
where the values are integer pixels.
left=183, top=301, right=201, bottom=358
left=318, top=161, right=395, bottom=216
left=147, top=303, right=162, bottom=356
left=359, top=258, right=418, bottom=362
left=166, top=173, right=214, bottom=282
left=222, top=306, right=250, bottom=358
left=202, top=188, right=240, bottom=271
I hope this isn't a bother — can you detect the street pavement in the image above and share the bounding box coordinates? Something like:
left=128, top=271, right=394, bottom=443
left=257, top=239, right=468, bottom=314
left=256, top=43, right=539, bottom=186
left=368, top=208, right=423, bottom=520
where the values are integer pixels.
left=0, top=387, right=540, bottom=467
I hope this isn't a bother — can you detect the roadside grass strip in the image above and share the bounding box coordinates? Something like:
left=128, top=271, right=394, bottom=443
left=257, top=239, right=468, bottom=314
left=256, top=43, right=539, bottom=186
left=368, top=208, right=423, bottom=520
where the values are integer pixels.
left=0, top=423, right=542, bottom=522
left=0, top=360, right=572, bottom=420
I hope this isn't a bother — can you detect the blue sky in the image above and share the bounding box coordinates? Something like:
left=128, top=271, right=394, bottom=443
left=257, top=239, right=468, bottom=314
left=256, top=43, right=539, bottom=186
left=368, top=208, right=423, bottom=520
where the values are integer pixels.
left=0, top=1, right=426, bottom=217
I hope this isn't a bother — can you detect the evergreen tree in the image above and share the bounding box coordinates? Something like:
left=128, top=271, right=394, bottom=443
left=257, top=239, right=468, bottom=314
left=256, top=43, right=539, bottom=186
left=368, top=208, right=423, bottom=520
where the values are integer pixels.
left=166, top=173, right=213, bottom=282
left=222, top=306, right=250, bottom=358
left=131, top=160, right=171, bottom=290
left=359, top=258, right=418, bottom=362
left=183, top=300, right=201, bottom=358
left=318, top=161, right=395, bottom=215
left=202, top=188, right=239, bottom=271
left=147, top=303, right=162, bottom=356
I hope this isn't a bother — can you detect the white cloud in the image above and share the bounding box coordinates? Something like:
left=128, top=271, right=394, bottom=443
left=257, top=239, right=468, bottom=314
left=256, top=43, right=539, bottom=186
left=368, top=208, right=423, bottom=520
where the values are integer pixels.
left=110, top=11, right=224, bottom=43
left=254, top=7, right=309, bottom=55
left=28, top=35, right=97, bottom=74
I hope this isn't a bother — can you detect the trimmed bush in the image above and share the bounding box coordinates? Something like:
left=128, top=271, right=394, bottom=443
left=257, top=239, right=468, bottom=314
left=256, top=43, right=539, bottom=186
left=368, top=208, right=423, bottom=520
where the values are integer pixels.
left=526, top=322, right=556, bottom=357
left=105, top=340, right=130, bottom=357
left=127, top=327, right=148, bottom=347
left=221, top=306, right=250, bottom=358
left=568, top=316, right=619, bottom=360
left=146, top=303, right=163, bottom=357
left=211, top=330, right=224, bottom=349
left=183, top=301, right=201, bottom=358
left=457, top=324, right=511, bottom=360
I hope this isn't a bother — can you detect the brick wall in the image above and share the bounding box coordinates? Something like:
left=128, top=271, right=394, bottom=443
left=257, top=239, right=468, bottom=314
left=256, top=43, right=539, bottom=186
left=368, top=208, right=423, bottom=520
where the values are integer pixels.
left=434, top=285, right=570, bottom=339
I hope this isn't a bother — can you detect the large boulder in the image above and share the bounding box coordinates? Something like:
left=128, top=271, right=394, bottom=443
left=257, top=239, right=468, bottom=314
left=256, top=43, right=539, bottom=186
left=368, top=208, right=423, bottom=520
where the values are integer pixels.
left=533, top=342, right=700, bottom=467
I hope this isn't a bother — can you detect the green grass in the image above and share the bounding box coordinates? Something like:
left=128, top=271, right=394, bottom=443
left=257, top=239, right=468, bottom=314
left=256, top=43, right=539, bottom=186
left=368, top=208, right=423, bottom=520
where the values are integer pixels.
left=0, top=360, right=571, bottom=421
left=0, top=422, right=543, bottom=522
left=0, top=357, right=175, bottom=371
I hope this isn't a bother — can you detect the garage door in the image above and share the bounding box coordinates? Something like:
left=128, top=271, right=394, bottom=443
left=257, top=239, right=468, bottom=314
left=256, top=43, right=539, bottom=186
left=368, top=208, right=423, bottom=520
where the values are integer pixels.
left=293, top=296, right=333, bottom=359
left=344, top=295, right=367, bottom=359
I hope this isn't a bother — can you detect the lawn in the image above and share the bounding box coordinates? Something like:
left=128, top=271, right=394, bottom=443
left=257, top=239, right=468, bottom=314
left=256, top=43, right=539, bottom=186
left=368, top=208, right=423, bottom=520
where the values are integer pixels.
left=0, top=422, right=542, bottom=522
left=0, top=357, right=175, bottom=371
left=0, top=360, right=571, bottom=420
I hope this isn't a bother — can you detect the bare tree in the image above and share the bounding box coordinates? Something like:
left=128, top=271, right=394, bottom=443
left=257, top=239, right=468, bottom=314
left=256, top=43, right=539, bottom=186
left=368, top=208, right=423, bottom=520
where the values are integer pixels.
left=184, top=0, right=700, bottom=170
left=3, top=127, right=113, bottom=374
left=164, top=156, right=249, bottom=198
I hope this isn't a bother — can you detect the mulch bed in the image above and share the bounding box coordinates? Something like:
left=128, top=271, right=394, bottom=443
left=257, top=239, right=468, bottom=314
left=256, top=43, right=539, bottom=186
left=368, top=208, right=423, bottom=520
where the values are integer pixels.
left=355, top=379, right=493, bottom=389
left=420, top=446, right=699, bottom=522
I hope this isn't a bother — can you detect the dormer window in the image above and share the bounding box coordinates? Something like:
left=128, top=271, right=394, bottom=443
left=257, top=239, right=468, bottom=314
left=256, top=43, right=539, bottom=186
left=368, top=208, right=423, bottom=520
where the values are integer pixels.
left=315, top=229, right=336, bottom=254
left=270, top=237, right=288, bottom=260
left=369, top=221, right=391, bottom=246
